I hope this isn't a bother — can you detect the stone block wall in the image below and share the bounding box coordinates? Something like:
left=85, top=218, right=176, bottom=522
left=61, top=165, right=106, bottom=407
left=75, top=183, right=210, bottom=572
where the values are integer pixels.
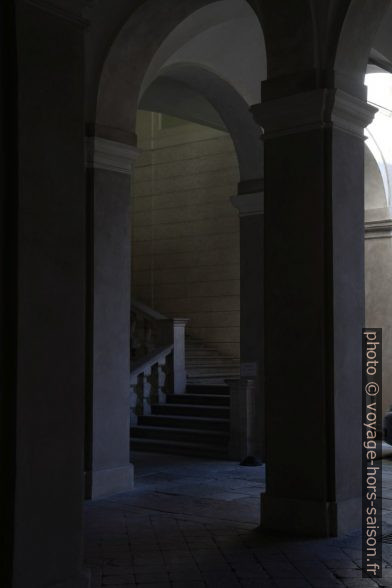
left=131, top=111, right=240, bottom=359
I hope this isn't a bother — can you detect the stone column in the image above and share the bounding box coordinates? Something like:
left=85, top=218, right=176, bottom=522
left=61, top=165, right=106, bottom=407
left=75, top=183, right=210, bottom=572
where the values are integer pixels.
left=252, top=86, right=376, bottom=536
left=14, top=1, right=89, bottom=586
left=231, top=189, right=265, bottom=461
left=85, top=134, right=139, bottom=499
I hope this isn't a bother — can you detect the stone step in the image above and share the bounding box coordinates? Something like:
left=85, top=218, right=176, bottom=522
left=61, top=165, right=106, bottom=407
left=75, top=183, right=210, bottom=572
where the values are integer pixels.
left=130, top=438, right=228, bottom=458
left=167, top=393, right=230, bottom=406
left=131, top=425, right=228, bottom=445
left=186, top=361, right=239, bottom=369
left=129, top=335, right=235, bottom=458
left=187, top=377, right=232, bottom=386
left=186, top=384, right=230, bottom=395
left=187, top=371, right=239, bottom=378
left=152, top=403, right=230, bottom=418
left=186, top=352, right=238, bottom=360
left=139, top=414, right=229, bottom=431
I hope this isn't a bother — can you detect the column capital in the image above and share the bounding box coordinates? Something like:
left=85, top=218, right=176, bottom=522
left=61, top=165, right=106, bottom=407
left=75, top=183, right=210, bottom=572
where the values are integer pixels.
left=252, top=88, right=377, bottom=139
left=172, top=318, right=190, bottom=327
left=231, top=192, right=264, bottom=217
left=86, top=136, right=140, bottom=175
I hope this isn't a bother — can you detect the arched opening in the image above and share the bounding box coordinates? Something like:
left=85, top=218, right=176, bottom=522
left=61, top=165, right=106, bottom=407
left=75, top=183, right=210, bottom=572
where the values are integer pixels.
left=12, top=1, right=392, bottom=586
left=364, top=67, right=392, bottom=426
left=85, top=0, right=266, bottom=504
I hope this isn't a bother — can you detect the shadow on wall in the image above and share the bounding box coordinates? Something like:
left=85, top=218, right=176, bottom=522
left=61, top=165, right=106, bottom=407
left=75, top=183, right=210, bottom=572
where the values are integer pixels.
left=131, top=111, right=240, bottom=360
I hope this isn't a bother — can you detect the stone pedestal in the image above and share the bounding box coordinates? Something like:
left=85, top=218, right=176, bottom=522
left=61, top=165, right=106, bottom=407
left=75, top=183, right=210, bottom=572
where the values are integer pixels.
left=227, top=378, right=260, bottom=461
left=172, top=318, right=189, bottom=394
left=85, top=135, right=139, bottom=499
left=252, top=86, right=377, bottom=536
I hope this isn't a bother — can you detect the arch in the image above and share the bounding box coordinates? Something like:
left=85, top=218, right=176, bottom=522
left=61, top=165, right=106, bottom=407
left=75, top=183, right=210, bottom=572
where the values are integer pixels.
left=87, top=0, right=266, bottom=501
left=364, top=69, right=392, bottom=208
left=335, top=0, right=391, bottom=86
left=95, top=0, right=265, bottom=141
left=139, top=63, right=263, bottom=183
left=365, top=129, right=390, bottom=207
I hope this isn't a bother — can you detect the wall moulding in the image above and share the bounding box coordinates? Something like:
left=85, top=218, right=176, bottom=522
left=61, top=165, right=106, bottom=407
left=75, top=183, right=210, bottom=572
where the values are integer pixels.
left=86, top=136, right=141, bottom=174
left=231, top=192, right=264, bottom=217
left=365, top=219, right=392, bottom=239
left=252, top=88, right=377, bottom=139
left=365, top=207, right=392, bottom=239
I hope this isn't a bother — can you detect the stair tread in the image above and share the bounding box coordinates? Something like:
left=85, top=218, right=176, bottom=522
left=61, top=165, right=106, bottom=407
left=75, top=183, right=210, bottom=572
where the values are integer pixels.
left=186, top=386, right=229, bottom=394
left=153, top=403, right=229, bottom=410
left=131, top=438, right=227, bottom=450
left=171, top=393, right=230, bottom=398
left=131, top=425, right=228, bottom=436
left=140, top=414, right=229, bottom=423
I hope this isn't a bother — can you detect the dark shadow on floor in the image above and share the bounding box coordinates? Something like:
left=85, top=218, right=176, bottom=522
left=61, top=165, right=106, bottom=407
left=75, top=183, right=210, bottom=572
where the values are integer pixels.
left=84, top=453, right=392, bottom=588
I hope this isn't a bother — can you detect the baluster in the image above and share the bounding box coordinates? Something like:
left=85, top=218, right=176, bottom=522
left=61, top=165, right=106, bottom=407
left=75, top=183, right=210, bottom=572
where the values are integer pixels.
left=130, top=373, right=139, bottom=425
left=157, top=361, right=167, bottom=404
left=161, top=350, right=174, bottom=395
left=150, top=363, right=159, bottom=405
left=143, top=367, right=152, bottom=416
left=135, top=372, right=144, bottom=417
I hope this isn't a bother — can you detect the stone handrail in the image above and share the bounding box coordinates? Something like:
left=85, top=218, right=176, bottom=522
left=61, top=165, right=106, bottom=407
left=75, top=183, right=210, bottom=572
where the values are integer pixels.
left=130, top=300, right=189, bottom=420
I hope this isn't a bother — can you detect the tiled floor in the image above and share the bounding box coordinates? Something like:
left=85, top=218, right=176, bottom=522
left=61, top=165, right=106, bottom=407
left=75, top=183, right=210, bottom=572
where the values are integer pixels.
left=84, top=452, right=392, bottom=588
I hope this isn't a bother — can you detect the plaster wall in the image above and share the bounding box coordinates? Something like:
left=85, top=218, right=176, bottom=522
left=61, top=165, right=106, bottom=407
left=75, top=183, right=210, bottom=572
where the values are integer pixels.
left=365, top=237, right=392, bottom=418
left=132, top=111, right=240, bottom=358
left=365, top=146, right=392, bottom=418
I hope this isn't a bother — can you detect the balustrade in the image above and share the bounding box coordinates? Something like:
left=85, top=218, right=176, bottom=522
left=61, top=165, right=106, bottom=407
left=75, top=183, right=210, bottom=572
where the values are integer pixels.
left=130, top=300, right=188, bottom=422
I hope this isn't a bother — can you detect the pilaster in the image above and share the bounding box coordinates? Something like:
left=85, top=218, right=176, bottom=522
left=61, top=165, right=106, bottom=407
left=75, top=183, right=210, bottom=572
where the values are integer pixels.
left=231, top=189, right=265, bottom=461
left=85, top=134, right=139, bottom=499
left=254, top=83, right=376, bottom=535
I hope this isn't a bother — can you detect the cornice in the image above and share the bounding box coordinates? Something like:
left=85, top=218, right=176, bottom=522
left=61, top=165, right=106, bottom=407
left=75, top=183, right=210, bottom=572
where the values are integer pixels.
left=86, top=136, right=141, bottom=175
left=252, top=88, right=377, bottom=140
left=365, top=219, right=392, bottom=239
left=231, top=192, right=264, bottom=217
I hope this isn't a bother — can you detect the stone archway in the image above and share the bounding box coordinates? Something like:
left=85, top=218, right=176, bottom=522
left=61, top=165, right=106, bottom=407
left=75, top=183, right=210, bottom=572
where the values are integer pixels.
left=85, top=0, right=266, bottom=499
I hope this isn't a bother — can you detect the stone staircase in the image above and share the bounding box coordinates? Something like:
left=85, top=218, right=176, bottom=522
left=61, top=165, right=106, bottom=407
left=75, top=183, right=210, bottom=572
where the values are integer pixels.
left=185, top=336, right=240, bottom=385
left=130, top=337, right=239, bottom=457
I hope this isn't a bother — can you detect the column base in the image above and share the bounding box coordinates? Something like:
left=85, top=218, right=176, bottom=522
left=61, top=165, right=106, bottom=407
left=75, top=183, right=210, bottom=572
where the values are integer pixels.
left=260, top=493, right=361, bottom=537
left=51, top=569, right=91, bottom=588
left=85, top=464, right=134, bottom=499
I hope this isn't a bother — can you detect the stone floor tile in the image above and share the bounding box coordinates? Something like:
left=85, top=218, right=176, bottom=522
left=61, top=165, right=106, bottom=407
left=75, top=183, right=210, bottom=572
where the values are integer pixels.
left=261, top=562, right=304, bottom=579
left=307, top=580, right=344, bottom=588
left=324, top=560, right=361, bottom=569
left=135, top=572, right=171, bottom=583
left=136, top=584, right=170, bottom=588
left=272, top=579, right=312, bottom=588
left=84, top=455, right=392, bottom=588
left=341, top=580, right=379, bottom=587
left=102, top=578, right=135, bottom=587
left=337, top=570, right=370, bottom=578
left=171, top=583, right=205, bottom=588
